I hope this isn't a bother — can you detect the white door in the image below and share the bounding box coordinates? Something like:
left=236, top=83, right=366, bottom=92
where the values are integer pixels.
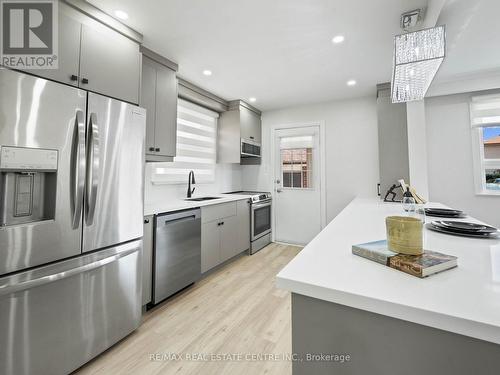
left=273, top=126, right=322, bottom=245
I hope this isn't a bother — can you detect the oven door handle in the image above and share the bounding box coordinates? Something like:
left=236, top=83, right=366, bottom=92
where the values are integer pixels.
left=252, top=201, right=272, bottom=209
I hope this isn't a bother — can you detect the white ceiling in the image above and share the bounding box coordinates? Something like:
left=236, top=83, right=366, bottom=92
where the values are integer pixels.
left=88, top=0, right=499, bottom=110
left=89, top=0, right=428, bottom=110
left=434, top=0, right=500, bottom=82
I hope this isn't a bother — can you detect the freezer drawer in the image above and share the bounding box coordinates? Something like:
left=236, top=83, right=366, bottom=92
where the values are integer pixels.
left=0, top=239, right=142, bottom=375
left=154, top=209, right=201, bottom=304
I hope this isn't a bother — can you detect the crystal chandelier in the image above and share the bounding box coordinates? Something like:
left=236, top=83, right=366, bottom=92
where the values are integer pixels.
left=391, top=25, right=446, bottom=103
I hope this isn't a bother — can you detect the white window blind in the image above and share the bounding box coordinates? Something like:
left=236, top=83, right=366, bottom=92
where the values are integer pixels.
left=152, top=99, right=218, bottom=184
left=279, top=135, right=314, bottom=149
left=470, top=94, right=500, bottom=128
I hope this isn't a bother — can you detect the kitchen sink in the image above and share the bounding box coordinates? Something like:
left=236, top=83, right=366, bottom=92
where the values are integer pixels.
left=185, top=197, right=222, bottom=201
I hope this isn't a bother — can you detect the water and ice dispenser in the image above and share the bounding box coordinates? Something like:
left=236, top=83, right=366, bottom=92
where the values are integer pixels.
left=0, top=146, right=58, bottom=226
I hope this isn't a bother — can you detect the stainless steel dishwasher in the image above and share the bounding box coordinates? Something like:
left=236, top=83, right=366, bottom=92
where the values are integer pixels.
left=153, top=208, right=201, bottom=305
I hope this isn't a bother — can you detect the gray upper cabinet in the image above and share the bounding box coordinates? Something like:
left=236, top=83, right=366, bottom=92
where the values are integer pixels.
left=21, top=2, right=141, bottom=104
left=141, top=59, right=157, bottom=155
left=240, top=106, right=262, bottom=143
left=218, top=100, right=262, bottom=164
left=26, top=4, right=81, bottom=86
left=79, top=22, right=140, bottom=104
left=141, top=53, right=178, bottom=162
left=154, top=62, right=178, bottom=158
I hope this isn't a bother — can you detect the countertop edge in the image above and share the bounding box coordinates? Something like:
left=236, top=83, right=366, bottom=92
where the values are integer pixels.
left=276, top=276, right=500, bottom=344
left=144, top=195, right=252, bottom=216
left=275, top=197, right=500, bottom=345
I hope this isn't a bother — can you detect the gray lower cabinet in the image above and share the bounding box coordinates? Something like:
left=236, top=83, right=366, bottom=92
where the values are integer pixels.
left=20, top=2, right=141, bottom=104
left=141, top=55, right=178, bottom=161
left=142, top=215, right=154, bottom=306
left=220, top=215, right=240, bottom=262
left=236, top=199, right=250, bottom=252
left=201, top=200, right=250, bottom=273
left=201, top=220, right=221, bottom=272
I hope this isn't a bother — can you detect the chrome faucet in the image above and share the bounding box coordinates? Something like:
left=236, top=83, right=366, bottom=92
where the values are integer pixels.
left=187, top=170, right=196, bottom=198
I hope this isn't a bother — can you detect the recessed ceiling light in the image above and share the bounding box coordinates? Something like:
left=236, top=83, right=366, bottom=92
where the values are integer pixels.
left=332, top=35, right=345, bottom=44
left=249, top=97, right=256, bottom=103
left=347, top=80, right=357, bottom=86
left=203, top=70, right=212, bottom=76
left=114, top=10, right=128, bottom=20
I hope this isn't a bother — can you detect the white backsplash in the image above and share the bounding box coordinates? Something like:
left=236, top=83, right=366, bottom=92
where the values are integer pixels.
left=144, top=163, right=243, bottom=207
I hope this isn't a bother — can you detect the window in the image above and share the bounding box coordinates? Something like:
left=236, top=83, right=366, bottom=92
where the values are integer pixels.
left=280, top=136, right=313, bottom=189
left=470, top=94, right=500, bottom=194
left=152, top=100, right=218, bottom=184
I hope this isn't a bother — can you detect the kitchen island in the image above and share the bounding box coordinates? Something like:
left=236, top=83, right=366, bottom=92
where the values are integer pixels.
left=277, top=198, right=500, bottom=375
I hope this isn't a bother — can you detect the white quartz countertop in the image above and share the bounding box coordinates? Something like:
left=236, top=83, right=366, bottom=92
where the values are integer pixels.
left=144, top=194, right=252, bottom=216
left=276, top=197, right=500, bottom=344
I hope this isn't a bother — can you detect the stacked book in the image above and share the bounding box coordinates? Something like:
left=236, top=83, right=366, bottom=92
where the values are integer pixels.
left=352, top=240, right=457, bottom=278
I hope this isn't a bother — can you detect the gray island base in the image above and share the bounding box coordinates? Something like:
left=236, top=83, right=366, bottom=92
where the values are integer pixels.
left=292, top=293, right=500, bottom=375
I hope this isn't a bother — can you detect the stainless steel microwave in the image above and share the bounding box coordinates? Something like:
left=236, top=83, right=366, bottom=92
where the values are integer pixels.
left=241, top=138, right=261, bottom=158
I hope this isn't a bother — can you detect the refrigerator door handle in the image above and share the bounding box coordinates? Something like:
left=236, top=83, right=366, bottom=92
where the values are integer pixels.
left=71, top=110, right=86, bottom=229
left=85, top=112, right=100, bottom=226
left=0, top=247, right=138, bottom=296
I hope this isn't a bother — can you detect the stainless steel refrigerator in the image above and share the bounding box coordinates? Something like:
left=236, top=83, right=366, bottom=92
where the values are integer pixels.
left=0, top=69, right=145, bottom=375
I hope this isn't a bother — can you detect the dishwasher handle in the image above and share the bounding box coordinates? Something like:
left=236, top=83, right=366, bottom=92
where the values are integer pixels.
left=163, top=215, right=196, bottom=226
left=157, top=209, right=201, bottom=227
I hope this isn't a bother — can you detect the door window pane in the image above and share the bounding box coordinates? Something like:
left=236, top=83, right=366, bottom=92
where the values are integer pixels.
left=281, top=148, right=313, bottom=189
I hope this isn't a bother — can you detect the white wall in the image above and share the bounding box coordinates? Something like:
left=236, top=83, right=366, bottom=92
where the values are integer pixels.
left=425, top=92, right=500, bottom=227
left=242, top=96, right=380, bottom=222
left=144, top=163, right=243, bottom=207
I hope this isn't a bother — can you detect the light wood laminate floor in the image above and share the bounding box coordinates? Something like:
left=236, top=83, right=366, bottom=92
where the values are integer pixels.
left=74, top=243, right=301, bottom=375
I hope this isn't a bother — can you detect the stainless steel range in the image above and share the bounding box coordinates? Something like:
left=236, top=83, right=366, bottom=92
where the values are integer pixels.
left=224, top=191, right=272, bottom=254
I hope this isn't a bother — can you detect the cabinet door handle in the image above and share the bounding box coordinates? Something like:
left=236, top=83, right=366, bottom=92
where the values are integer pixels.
left=81, top=78, right=89, bottom=84
left=155, top=148, right=160, bottom=152
left=250, top=136, right=254, bottom=140
left=149, top=147, right=155, bottom=152
left=144, top=219, right=150, bottom=224
left=70, top=74, right=78, bottom=81
left=221, top=222, right=224, bottom=226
